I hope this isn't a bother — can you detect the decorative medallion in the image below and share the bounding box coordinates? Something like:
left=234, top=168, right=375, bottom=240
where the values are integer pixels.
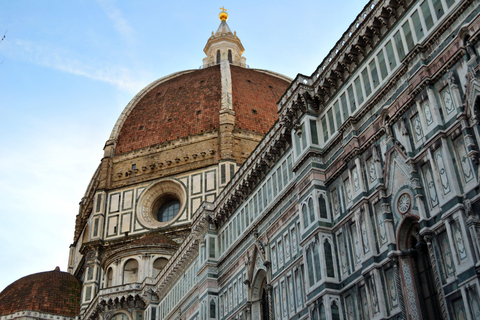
left=397, top=193, right=411, bottom=214
left=424, top=103, right=434, bottom=126
left=413, top=114, right=423, bottom=141
left=443, top=88, right=455, bottom=115
left=353, top=168, right=360, bottom=191
left=435, top=151, right=451, bottom=195
left=369, top=160, right=377, bottom=183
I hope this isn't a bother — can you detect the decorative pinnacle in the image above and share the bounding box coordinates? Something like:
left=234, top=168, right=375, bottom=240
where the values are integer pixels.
left=219, top=7, right=228, bottom=21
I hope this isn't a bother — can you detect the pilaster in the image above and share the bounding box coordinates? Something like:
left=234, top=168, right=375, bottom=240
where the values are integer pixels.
left=219, top=58, right=236, bottom=160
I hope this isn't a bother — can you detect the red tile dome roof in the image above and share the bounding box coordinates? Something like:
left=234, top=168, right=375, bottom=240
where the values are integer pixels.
left=113, top=65, right=290, bottom=154
left=230, top=65, right=290, bottom=133
left=0, top=268, right=80, bottom=317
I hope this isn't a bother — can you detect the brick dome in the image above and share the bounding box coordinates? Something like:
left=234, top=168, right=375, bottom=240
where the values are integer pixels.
left=113, top=65, right=290, bottom=154
left=0, top=268, right=80, bottom=317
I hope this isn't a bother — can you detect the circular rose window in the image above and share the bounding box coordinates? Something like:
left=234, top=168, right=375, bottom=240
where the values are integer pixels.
left=137, top=179, right=186, bottom=229
left=397, top=193, right=411, bottom=214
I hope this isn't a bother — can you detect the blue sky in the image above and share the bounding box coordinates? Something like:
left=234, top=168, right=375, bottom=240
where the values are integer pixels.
left=0, top=0, right=367, bottom=292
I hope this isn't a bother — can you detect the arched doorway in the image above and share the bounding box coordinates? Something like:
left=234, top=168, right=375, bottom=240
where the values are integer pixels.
left=251, top=269, right=270, bottom=320
left=397, top=217, right=441, bottom=319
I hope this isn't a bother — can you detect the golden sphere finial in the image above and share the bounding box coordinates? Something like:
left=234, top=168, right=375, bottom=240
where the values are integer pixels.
left=219, top=7, right=228, bottom=21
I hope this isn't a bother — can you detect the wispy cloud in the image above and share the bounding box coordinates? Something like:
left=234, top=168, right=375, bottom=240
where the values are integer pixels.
left=4, top=39, right=147, bottom=92
left=97, top=0, right=135, bottom=44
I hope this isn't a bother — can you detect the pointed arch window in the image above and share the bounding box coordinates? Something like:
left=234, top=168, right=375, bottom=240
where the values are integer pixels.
left=331, top=301, right=340, bottom=320
left=302, top=204, right=309, bottom=228
left=210, top=299, right=216, bottom=318
left=313, top=241, right=322, bottom=281
left=306, top=247, right=315, bottom=286
left=320, top=304, right=326, bottom=320
left=228, top=50, right=233, bottom=63
left=308, top=198, right=315, bottom=224
left=324, top=240, right=335, bottom=278
left=318, top=195, right=328, bottom=219
left=216, top=50, right=221, bottom=64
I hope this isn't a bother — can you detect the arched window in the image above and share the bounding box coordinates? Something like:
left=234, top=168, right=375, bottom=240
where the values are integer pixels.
left=312, top=307, right=319, bottom=320
left=261, top=283, right=270, bottom=320
left=228, top=50, right=233, bottom=63
left=313, top=242, right=322, bottom=281
left=308, top=198, right=315, bottom=223
left=106, top=267, right=113, bottom=287
left=123, top=259, right=138, bottom=284
left=111, top=313, right=129, bottom=320
left=324, top=241, right=335, bottom=278
left=320, top=304, right=326, bottom=320
left=210, top=299, right=216, bottom=318
left=153, top=257, right=168, bottom=277
left=318, top=195, right=328, bottom=219
left=302, top=204, right=309, bottom=228
left=331, top=302, right=340, bottom=320
left=216, top=50, right=221, bottom=64
left=306, top=247, right=315, bottom=286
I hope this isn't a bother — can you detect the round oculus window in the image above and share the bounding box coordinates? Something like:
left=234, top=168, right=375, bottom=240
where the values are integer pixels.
left=397, top=193, right=411, bottom=214
left=137, top=179, right=186, bottom=229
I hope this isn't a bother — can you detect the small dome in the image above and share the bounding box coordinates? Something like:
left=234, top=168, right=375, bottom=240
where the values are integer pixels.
left=0, top=268, right=81, bottom=317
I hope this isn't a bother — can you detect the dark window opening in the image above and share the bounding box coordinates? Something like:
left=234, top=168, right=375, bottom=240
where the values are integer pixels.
left=210, top=300, right=216, bottom=318
left=261, top=285, right=270, bottom=320
left=157, top=199, right=180, bottom=222
left=324, top=241, right=335, bottom=277
left=319, top=196, right=328, bottom=219
left=228, top=50, right=233, bottom=63
left=216, top=50, right=221, bottom=64
left=221, top=164, right=226, bottom=184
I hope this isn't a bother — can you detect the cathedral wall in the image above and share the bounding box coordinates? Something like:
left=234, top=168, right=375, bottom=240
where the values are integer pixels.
left=87, top=162, right=235, bottom=244
left=111, top=132, right=220, bottom=189
left=80, top=1, right=480, bottom=320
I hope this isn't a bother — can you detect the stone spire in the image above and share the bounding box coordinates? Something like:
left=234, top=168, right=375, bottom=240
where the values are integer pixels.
left=203, top=8, right=246, bottom=68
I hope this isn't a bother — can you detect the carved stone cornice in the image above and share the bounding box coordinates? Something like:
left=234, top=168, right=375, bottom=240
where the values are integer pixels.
left=278, top=0, right=416, bottom=116
left=83, top=284, right=146, bottom=320
left=210, top=119, right=292, bottom=228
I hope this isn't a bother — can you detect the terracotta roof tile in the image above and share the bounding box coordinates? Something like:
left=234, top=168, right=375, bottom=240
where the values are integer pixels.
left=115, top=66, right=222, bottom=154
left=231, top=65, right=290, bottom=134
left=0, top=269, right=81, bottom=316
left=114, top=65, right=290, bottom=154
